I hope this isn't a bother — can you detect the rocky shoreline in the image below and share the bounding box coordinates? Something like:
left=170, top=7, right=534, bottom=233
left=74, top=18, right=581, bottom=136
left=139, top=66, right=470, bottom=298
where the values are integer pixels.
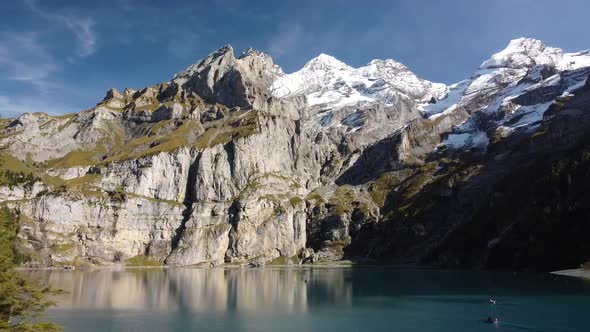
left=16, top=260, right=357, bottom=271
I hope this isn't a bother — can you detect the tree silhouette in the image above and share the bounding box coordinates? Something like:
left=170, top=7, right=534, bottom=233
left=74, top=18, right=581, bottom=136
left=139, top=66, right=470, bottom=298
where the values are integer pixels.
left=0, top=207, right=62, bottom=331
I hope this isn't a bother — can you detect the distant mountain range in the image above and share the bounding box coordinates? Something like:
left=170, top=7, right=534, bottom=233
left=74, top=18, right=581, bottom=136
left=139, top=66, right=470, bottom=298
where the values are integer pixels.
left=1, top=38, right=589, bottom=271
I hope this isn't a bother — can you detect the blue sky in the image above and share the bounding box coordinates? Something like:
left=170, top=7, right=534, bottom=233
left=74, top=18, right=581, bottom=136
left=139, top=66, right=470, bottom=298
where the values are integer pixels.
left=1, top=0, right=589, bottom=117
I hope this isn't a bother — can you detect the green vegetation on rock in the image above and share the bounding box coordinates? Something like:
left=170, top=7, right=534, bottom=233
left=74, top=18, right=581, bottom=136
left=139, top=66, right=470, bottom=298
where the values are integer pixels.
left=125, top=255, right=162, bottom=267
left=0, top=170, right=39, bottom=191
left=104, top=120, right=200, bottom=162
left=289, top=196, right=304, bottom=208
left=329, top=186, right=355, bottom=215
left=267, top=255, right=300, bottom=265
left=194, top=110, right=259, bottom=149
left=50, top=243, right=76, bottom=254
left=258, top=194, right=287, bottom=214
left=306, top=190, right=325, bottom=205
left=123, top=191, right=183, bottom=206
left=0, top=154, right=36, bottom=176
left=46, top=144, right=107, bottom=168
left=369, top=170, right=413, bottom=206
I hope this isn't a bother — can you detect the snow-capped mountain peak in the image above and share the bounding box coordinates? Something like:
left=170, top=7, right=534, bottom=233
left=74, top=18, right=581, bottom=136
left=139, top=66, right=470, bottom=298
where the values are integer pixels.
left=481, top=37, right=590, bottom=71
left=423, top=38, right=590, bottom=152
left=368, top=58, right=408, bottom=71
left=480, top=38, right=562, bottom=69
left=303, top=53, right=352, bottom=71
left=271, top=54, right=447, bottom=111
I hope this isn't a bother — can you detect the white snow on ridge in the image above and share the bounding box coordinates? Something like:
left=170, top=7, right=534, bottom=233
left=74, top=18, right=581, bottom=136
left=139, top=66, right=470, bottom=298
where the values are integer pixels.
left=422, top=67, right=528, bottom=120
left=270, top=54, right=353, bottom=99
left=504, top=101, right=555, bottom=131
left=445, top=133, right=472, bottom=148
left=421, top=80, right=471, bottom=118
left=501, top=72, right=560, bottom=104
left=561, top=51, right=590, bottom=70
left=481, top=38, right=563, bottom=69
left=481, top=37, right=590, bottom=71
left=432, top=38, right=590, bottom=152
left=425, top=38, right=590, bottom=122
left=442, top=121, right=489, bottom=150
left=271, top=53, right=447, bottom=109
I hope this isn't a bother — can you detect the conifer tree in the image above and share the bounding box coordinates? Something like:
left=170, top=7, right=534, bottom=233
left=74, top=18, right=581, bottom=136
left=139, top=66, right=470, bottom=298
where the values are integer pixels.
left=0, top=207, right=61, bottom=332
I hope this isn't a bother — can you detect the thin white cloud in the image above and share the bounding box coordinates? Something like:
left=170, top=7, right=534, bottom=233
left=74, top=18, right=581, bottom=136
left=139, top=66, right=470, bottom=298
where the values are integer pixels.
left=0, top=32, right=57, bottom=92
left=0, top=0, right=99, bottom=117
left=25, top=0, right=97, bottom=58
left=65, top=17, right=96, bottom=57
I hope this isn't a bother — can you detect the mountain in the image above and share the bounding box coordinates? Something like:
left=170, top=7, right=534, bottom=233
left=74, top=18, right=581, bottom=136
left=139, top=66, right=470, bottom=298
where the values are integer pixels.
left=271, top=53, right=447, bottom=110
left=0, top=38, right=589, bottom=270
left=422, top=37, right=590, bottom=151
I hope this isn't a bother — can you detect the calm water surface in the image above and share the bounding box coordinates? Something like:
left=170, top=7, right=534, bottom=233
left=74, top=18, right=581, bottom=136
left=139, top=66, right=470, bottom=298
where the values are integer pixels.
left=26, top=267, right=590, bottom=332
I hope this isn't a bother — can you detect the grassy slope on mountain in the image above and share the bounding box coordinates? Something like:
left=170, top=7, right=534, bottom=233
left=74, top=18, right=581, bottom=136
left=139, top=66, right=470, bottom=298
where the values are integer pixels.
left=0, top=105, right=262, bottom=198
left=37, top=108, right=260, bottom=167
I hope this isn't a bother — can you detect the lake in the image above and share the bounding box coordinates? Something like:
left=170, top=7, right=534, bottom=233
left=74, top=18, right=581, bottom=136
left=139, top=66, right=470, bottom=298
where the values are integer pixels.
left=25, top=267, right=590, bottom=332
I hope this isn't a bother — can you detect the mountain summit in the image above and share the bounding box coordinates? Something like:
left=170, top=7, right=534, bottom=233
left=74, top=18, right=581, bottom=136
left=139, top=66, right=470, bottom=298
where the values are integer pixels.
left=1, top=39, right=590, bottom=270
left=271, top=52, right=446, bottom=112
left=481, top=37, right=590, bottom=70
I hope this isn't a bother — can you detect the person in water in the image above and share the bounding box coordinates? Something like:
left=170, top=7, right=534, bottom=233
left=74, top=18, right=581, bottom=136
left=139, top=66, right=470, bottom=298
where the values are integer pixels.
left=485, top=317, right=499, bottom=324
left=486, top=299, right=499, bottom=324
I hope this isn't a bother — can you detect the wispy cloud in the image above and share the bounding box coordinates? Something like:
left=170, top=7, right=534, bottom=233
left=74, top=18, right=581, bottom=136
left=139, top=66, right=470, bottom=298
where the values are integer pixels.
left=25, top=0, right=97, bottom=58
left=0, top=32, right=57, bottom=92
left=67, top=18, right=96, bottom=57
left=0, top=1, right=100, bottom=117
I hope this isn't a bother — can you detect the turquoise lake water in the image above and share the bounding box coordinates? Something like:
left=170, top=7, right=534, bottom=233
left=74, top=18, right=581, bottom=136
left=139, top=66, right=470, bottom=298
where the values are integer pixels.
left=26, top=267, right=590, bottom=332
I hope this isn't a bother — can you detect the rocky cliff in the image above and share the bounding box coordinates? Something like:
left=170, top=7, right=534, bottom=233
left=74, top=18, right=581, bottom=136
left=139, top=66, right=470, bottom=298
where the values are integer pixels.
left=1, top=39, right=589, bottom=271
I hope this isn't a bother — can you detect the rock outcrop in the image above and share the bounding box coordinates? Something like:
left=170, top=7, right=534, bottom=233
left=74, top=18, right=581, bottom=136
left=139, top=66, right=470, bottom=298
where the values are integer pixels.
left=1, top=38, right=590, bottom=271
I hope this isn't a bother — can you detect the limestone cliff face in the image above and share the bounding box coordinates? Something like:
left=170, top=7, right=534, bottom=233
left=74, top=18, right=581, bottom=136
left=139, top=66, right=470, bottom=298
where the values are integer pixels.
left=1, top=39, right=590, bottom=270
left=17, top=194, right=185, bottom=266
left=0, top=46, right=356, bottom=267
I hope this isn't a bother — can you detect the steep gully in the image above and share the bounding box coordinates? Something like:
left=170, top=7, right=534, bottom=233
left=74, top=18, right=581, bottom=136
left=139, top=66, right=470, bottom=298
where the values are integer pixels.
left=165, top=152, right=202, bottom=263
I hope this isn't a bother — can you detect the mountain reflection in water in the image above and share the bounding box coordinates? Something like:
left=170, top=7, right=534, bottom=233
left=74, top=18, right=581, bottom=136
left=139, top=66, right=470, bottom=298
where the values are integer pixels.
left=23, top=268, right=590, bottom=332
left=28, top=267, right=352, bottom=313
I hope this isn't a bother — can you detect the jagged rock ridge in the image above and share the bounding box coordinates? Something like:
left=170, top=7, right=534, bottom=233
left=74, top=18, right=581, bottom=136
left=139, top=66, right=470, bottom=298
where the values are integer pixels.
left=0, top=38, right=589, bottom=270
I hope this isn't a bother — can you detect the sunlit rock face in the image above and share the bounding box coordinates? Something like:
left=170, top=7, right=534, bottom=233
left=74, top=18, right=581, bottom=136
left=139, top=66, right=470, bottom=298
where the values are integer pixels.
left=2, top=38, right=590, bottom=270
